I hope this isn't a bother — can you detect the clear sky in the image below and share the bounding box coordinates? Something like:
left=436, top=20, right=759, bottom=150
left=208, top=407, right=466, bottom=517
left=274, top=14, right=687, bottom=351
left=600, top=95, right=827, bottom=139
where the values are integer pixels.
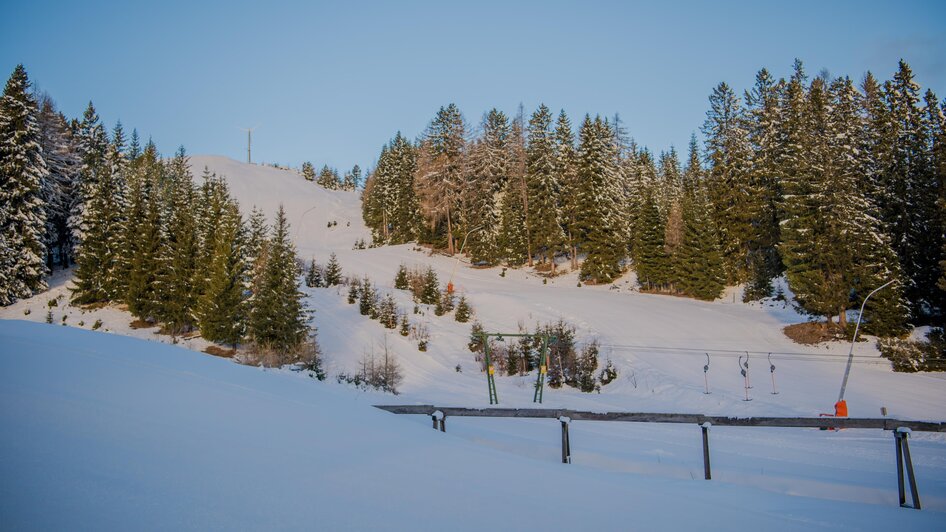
left=2, top=0, right=944, bottom=172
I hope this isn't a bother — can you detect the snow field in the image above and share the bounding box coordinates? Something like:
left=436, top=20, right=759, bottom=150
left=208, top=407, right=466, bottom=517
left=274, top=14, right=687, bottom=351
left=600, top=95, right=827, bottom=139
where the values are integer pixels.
left=1, top=321, right=943, bottom=530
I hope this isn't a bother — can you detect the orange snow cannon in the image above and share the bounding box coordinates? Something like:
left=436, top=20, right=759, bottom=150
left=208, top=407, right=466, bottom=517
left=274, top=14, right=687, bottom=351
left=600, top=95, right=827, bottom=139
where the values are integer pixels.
left=834, top=400, right=848, bottom=418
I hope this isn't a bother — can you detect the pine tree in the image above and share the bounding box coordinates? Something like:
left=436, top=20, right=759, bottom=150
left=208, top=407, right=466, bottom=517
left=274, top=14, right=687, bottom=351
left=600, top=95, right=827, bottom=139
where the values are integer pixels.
left=465, top=109, right=509, bottom=265
left=35, top=93, right=79, bottom=270
left=248, top=205, right=308, bottom=352
left=455, top=295, right=472, bottom=322
left=743, top=68, right=784, bottom=299
left=317, top=164, right=339, bottom=189
left=419, top=266, right=439, bottom=304
left=0, top=65, right=48, bottom=305
left=324, top=252, right=342, bottom=286
left=634, top=187, right=670, bottom=291
left=124, top=142, right=163, bottom=318
left=301, top=161, right=315, bottom=181
left=880, top=60, right=939, bottom=317
left=554, top=110, right=580, bottom=269
left=702, top=81, right=754, bottom=284
left=362, top=134, right=420, bottom=244
left=154, top=147, right=199, bottom=332
left=576, top=116, right=623, bottom=283
left=526, top=104, right=565, bottom=267
left=394, top=263, right=409, bottom=290
left=349, top=164, right=362, bottom=190
left=347, top=277, right=360, bottom=304
left=359, top=276, right=376, bottom=316
left=828, top=76, right=909, bottom=334
left=71, top=102, right=123, bottom=305
left=305, top=257, right=323, bottom=287
left=195, top=202, right=246, bottom=345
left=676, top=184, right=726, bottom=300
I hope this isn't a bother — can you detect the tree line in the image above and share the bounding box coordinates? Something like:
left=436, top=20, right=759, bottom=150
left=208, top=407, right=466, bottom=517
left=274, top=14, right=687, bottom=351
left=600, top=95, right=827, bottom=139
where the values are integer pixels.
left=361, top=59, right=945, bottom=336
left=0, top=65, right=316, bottom=366
left=301, top=160, right=361, bottom=191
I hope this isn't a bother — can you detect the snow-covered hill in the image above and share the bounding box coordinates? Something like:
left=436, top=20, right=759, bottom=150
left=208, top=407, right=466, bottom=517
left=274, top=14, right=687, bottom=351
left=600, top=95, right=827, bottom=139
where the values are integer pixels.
left=2, top=155, right=944, bottom=526
left=2, top=320, right=943, bottom=530
left=188, top=155, right=944, bottom=421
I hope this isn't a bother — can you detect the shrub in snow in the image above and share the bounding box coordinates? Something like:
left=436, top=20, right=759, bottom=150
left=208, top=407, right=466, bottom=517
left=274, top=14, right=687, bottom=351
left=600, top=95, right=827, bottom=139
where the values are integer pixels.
left=878, top=329, right=945, bottom=372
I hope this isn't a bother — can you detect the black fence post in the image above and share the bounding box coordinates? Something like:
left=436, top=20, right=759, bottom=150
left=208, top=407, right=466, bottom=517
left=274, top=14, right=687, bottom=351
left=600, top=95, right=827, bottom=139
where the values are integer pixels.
left=701, top=422, right=712, bottom=480
left=559, top=416, right=571, bottom=464
left=896, top=428, right=921, bottom=509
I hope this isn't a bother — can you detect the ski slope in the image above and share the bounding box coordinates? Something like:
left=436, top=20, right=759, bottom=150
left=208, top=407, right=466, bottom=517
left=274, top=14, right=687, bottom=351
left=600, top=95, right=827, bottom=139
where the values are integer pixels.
left=2, top=155, right=944, bottom=528
left=1, top=320, right=943, bottom=530
left=188, top=155, right=945, bottom=421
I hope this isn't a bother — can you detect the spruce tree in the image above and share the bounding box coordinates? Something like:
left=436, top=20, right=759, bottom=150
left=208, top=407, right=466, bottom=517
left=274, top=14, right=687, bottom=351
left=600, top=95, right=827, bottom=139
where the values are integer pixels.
left=576, top=116, right=623, bottom=283
left=455, top=295, right=472, bottom=322
left=71, top=102, right=123, bottom=305
left=35, top=94, right=79, bottom=270
left=301, top=161, right=315, bottom=181
left=0, top=64, right=48, bottom=305
left=195, top=202, right=246, bottom=345
left=743, top=68, right=784, bottom=299
left=526, top=104, right=565, bottom=267
left=248, top=205, right=307, bottom=352
left=634, top=187, right=670, bottom=291
left=124, top=142, right=163, bottom=318
left=359, top=276, right=376, bottom=316
left=317, top=164, right=339, bottom=189
left=154, top=148, right=199, bottom=332
left=554, top=110, right=580, bottom=269
left=324, top=252, right=342, bottom=286
left=465, top=109, right=508, bottom=265
left=394, top=264, right=409, bottom=289
left=305, top=257, right=323, bottom=288
left=677, top=184, right=726, bottom=300
left=879, top=61, right=940, bottom=317
left=702, top=81, right=754, bottom=284
left=420, top=266, right=439, bottom=304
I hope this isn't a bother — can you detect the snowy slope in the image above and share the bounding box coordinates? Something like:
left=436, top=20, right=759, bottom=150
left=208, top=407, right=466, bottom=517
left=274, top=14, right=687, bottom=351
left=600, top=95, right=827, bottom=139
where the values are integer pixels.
left=187, top=155, right=945, bottom=421
left=1, top=320, right=943, bottom=530
left=2, top=155, right=945, bottom=526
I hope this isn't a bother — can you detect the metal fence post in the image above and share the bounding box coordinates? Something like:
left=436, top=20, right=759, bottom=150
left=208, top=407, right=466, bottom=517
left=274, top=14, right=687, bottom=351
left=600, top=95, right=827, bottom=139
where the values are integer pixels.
left=896, top=427, right=921, bottom=509
left=701, top=422, right=712, bottom=480
left=559, top=416, right=571, bottom=464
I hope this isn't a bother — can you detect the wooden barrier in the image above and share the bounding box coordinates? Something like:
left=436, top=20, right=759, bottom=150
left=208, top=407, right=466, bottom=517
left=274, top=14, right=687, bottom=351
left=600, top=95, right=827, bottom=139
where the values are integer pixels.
left=375, top=404, right=945, bottom=510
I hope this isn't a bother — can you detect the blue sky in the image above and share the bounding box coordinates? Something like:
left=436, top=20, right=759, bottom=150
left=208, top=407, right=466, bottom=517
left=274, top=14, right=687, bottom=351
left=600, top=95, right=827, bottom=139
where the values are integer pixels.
left=2, top=0, right=944, bottom=172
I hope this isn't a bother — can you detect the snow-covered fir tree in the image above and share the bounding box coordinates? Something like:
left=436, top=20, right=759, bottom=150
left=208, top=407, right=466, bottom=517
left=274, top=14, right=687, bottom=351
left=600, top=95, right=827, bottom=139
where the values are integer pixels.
left=743, top=68, right=784, bottom=299
left=247, top=205, right=308, bottom=352
left=554, top=110, right=580, bottom=269
left=464, top=109, right=508, bottom=265
left=0, top=64, right=48, bottom=305
left=195, top=201, right=246, bottom=345
left=525, top=104, right=564, bottom=267
left=301, top=161, right=315, bottom=181
left=35, top=93, right=79, bottom=270
left=576, top=116, right=623, bottom=283
left=702, top=81, right=754, bottom=285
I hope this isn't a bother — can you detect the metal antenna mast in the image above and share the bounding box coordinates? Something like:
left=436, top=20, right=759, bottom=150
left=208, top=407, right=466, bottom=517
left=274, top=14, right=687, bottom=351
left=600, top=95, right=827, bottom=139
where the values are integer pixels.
left=240, top=126, right=258, bottom=164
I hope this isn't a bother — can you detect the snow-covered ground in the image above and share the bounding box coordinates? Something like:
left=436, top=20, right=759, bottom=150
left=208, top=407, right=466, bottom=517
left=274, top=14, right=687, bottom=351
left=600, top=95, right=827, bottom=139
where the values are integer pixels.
left=2, top=320, right=943, bottom=530
left=2, top=155, right=944, bottom=528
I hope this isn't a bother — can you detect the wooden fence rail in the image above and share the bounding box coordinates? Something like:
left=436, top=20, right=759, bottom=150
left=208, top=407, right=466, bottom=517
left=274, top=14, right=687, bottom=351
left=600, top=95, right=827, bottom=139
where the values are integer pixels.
left=375, top=404, right=943, bottom=510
